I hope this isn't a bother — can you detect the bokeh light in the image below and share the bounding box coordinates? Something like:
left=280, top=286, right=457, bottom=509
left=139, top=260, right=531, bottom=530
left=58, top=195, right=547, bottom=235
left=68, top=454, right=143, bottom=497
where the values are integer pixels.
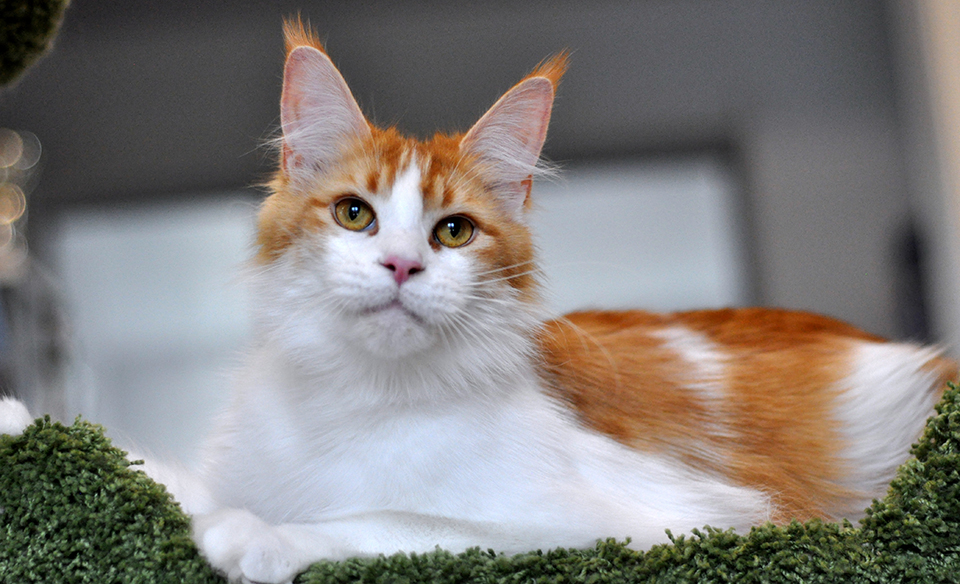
left=0, top=129, right=24, bottom=168
left=14, top=131, right=41, bottom=170
left=0, top=183, right=26, bottom=224
left=0, top=128, right=39, bottom=274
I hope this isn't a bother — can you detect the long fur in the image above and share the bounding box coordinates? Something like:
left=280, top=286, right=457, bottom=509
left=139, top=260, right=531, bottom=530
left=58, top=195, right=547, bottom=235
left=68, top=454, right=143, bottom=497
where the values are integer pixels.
left=176, top=25, right=956, bottom=582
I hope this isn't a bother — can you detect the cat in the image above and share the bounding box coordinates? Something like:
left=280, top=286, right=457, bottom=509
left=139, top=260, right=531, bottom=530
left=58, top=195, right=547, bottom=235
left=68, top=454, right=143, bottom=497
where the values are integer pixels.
left=1, top=18, right=956, bottom=584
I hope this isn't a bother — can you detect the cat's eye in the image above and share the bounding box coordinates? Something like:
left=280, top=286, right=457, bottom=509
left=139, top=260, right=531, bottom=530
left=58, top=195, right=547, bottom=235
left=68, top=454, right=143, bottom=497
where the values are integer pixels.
left=433, top=215, right=475, bottom=248
left=333, top=197, right=375, bottom=232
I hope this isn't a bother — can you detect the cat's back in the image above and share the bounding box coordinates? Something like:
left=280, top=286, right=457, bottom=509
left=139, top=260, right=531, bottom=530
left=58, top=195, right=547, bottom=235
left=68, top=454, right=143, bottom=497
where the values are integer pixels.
left=539, top=307, right=956, bottom=523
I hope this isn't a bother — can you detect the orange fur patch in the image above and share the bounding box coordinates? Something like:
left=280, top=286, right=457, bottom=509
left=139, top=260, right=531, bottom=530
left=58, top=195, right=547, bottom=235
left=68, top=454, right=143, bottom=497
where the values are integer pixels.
left=539, top=308, right=955, bottom=523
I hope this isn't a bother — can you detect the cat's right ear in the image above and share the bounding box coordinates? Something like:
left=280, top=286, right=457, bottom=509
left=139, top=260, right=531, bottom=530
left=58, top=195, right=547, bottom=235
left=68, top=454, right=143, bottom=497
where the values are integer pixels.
left=280, top=45, right=371, bottom=177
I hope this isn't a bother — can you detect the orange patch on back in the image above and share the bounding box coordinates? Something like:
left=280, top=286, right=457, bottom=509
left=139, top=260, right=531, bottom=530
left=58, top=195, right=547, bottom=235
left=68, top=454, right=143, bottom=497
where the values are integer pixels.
left=538, top=308, right=926, bottom=523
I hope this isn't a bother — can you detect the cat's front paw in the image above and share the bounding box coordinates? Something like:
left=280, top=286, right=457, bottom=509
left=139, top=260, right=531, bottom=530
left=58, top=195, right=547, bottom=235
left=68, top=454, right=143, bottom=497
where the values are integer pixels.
left=193, top=508, right=305, bottom=584
left=0, top=397, right=32, bottom=436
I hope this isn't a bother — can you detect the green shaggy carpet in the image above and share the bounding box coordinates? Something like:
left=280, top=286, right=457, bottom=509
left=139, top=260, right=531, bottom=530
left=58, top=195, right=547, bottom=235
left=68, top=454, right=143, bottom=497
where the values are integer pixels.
left=2, top=385, right=960, bottom=583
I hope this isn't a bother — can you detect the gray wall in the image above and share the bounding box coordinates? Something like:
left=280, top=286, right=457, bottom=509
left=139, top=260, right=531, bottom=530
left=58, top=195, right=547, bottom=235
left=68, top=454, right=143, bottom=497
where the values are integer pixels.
left=3, top=0, right=923, bottom=340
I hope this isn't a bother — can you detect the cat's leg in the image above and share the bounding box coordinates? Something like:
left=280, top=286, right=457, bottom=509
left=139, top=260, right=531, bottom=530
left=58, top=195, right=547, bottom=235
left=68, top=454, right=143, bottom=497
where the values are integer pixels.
left=192, top=508, right=567, bottom=584
left=192, top=509, right=513, bottom=583
left=193, top=508, right=348, bottom=584
left=0, top=397, right=32, bottom=436
left=310, top=510, right=549, bottom=556
left=193, top=504, right=659, bottom=584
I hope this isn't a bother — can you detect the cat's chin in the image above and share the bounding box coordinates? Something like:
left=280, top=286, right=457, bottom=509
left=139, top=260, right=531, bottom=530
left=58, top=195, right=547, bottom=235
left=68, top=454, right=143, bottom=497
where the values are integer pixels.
left=348, top=300, right=437, bottom=359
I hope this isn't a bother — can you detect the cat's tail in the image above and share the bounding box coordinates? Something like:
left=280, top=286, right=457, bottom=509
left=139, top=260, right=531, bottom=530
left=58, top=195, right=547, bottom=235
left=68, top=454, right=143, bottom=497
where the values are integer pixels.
left=833, top=341, right=956, bottom=517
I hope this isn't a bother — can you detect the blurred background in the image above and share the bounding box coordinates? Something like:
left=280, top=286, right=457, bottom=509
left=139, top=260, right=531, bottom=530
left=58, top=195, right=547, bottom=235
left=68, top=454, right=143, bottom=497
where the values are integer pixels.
left=1, top=0, right=958, bottom=462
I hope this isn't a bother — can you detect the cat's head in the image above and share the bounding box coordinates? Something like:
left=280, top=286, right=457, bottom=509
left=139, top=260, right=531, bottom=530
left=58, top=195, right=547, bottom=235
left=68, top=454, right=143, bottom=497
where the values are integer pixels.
left=253, top=19, right=566, bottom=365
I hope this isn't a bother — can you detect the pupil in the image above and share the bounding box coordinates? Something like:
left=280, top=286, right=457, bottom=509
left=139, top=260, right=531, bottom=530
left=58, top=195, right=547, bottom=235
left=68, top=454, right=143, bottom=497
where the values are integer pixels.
left=448, top=220, right=460, bottom=238
left=349, top=205, right=360, bottom=221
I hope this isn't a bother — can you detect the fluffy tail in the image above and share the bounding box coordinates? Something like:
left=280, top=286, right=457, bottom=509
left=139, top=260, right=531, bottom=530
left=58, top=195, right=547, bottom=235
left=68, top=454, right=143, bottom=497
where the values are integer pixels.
left=834, top=341, right=956, bottom=516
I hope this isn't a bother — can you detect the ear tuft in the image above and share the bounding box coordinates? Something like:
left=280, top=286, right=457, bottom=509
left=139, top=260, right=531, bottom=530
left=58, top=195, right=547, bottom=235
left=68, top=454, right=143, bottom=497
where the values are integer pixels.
left=282, top=15, right=326, bottom=56
left=525, top=51, right=570, bottom=91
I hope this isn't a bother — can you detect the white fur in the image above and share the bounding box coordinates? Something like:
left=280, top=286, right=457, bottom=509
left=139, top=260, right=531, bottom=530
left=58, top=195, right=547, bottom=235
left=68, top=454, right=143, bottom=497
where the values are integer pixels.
left=188, top=341, right=770, bottom=583
left=650, top=326, right=738, bottom=470
left=651, top=326, right=730, bottom=433
left=0, top=397, right=32, bottom=436
left=382, top=163, right=425, bottom=233
left=833, top=341, right=945, bottom=516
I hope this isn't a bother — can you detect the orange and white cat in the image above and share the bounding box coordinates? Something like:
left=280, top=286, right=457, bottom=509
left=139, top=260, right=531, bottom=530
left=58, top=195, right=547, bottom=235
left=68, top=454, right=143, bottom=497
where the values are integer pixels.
left=1, top=20, right=955, bottom=584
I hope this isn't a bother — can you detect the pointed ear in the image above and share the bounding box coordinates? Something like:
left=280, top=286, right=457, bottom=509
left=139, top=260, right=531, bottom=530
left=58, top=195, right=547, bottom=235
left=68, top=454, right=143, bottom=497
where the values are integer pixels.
left=460, top=58, right=565, bottom=216
left=281, top=45, right=371, bottom=177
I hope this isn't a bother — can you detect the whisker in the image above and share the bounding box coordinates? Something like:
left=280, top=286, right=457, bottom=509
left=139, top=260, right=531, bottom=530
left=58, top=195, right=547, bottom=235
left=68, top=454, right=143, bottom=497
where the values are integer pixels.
left=474, top=268, right=543, bottom=286
left=457, top=294, right=521, bottom=305
left=472, top=260, right=539, bottom=278
left=438, top=311, right=488, bottom=350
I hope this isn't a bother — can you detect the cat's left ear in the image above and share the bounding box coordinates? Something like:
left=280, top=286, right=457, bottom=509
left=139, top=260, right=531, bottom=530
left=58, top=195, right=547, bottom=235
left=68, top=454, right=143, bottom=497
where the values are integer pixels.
left=461, top=53, right=568, bottom=217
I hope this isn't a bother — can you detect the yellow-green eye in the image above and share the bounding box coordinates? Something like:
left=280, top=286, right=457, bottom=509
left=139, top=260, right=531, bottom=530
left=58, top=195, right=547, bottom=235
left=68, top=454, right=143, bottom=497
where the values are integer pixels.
left=333, top=197, right=375, bottom=231
left=434, top=215, right=475, bottom=248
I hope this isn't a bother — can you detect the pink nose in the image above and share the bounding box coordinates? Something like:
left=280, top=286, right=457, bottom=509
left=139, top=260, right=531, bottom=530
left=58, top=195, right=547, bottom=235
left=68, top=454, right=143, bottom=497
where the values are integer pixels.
left=381, top=255, right=423, bottom=286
